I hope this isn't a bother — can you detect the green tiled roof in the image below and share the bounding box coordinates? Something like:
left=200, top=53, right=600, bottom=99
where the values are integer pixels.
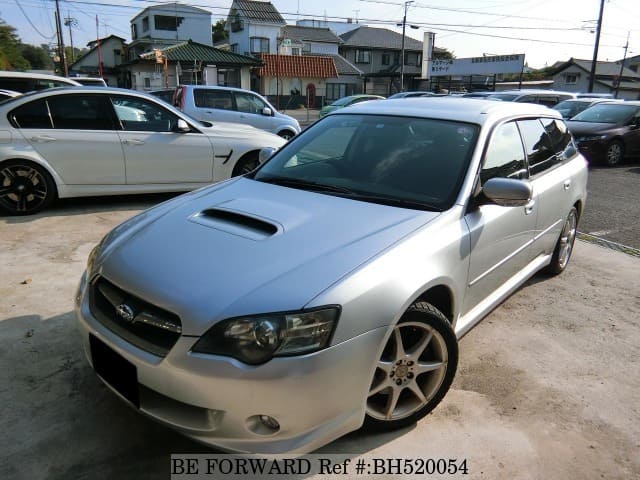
left=140, top=40, right=261, bottom=66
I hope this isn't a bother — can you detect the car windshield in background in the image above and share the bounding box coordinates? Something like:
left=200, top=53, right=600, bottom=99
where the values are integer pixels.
left=553, top=100, right=592, bottom=119
left=488, top=93, right=518, bottom=101
left=571, top=103, right=637, bottom=124
left=253, top=114, right=479, bottom=211
left=330, top=97, right=354, bottom=106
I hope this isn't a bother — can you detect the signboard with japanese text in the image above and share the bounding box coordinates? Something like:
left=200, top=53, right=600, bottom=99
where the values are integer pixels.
left=430, top=54, right=525, bottom=77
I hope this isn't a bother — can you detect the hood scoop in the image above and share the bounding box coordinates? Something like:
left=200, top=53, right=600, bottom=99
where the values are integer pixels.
left=189, top=208, right=279, bottom=240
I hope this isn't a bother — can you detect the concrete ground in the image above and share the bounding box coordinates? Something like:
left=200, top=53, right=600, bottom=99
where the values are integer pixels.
left=1, top=197, right=639, bottom=479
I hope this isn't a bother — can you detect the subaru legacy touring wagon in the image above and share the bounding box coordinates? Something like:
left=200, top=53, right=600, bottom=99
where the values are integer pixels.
left=76, top=98, right=587, bottom=453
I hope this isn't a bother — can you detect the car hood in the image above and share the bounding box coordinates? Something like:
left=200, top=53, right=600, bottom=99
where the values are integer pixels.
left=199, top=121, right=283, bottom=142
left=566, top=121, right=620, bottom=136
left=100, top=178, right=439, bottom=335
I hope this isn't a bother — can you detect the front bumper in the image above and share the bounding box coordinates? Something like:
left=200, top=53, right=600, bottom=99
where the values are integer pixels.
left=575, top=139, right=608, bottom=161
left=75, top=273, right=387, bottom=453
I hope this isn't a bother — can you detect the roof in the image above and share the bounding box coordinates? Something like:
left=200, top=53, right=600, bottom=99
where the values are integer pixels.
left=309, top=54, right=362, bottom=76
left=344, top=97, right=561, bottom=126
left=86, top=35, right=126, bottom=48
left=258, top=54, right=338, bottom=78
left=551, top=58, right=640, bottom=80
left=340, top=26, right=424, bottom=51
left=138, top=40, right=261, bottom=66
left=232, top=0, right=285, bottom=25
left=281, top=26, right=342, bottom=44
left=131, top=2, right=211, bottom=22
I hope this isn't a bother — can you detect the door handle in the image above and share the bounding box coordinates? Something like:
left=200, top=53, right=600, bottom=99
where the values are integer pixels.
left=30, top=135, right=56, bottom=143
left=524, top=199, right=536, bottom=215
left=563, top=179, right=572, bottom=190
left=122, top=139, right=145, bottom=146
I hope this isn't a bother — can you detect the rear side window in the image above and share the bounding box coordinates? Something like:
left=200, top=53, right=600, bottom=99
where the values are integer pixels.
left=47, top=95, right=115, bottom=130
left=481, top=122, right=527, bottom=183
left=517, top=119, right=556, bottom=175
left=193, top=89, right=233, bottom=110
left=11, top=99, right=52, bottom=128
left=541, top=118, right=577, bottom=162
left=0, top=78, right=32, bottom=92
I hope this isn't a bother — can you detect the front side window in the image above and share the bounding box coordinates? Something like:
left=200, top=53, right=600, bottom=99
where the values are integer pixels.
left=250, top=37, right=269, bottom=53
left=541, top=117, right=576, bottom=162
left=235, top=92, right=266, bottom=114
left=253, top=114, right=479, bottom=211
left=47, top=95, right=115, bottom=130
left=355, top=50, right=371, bottom=64
left=193, top=89, right=233, bottom=110
left=481, top=121, right=527, bottom=183
left=517, top=119, right=555, bottom=175
left=112, top=96, right=178, bottom=132
left=10, top=99, right=52, bottom=128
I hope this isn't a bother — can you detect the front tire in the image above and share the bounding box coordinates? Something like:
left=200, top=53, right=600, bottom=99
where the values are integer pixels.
left=0, top=160, right=56, bottom=215
left=277, top=130, right=295, bottom=140
left=544, top=207, right=578, bottom=275
left=231, top=152, right=259, bottom=177
left=605, top=140, right=624, bottom=166
left=364, top=302, right=458, bottom=431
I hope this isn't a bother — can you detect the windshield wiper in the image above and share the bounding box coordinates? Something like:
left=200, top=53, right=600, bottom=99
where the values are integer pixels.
left=345, top=194, right=443, bottom=212
left=257, top=176, right=355, bottom=194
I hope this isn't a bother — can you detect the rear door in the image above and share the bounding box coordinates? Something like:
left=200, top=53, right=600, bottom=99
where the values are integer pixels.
left=11, top=94, right=125, bottom=184
left=462, top=121, right=537, bottom=314
left=111, top=95, right=214, bottom=184
left=191, top=88, right=238, bottom=124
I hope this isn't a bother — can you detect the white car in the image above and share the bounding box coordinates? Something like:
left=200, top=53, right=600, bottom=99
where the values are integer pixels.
left=0, top=87, right=286, bottom=215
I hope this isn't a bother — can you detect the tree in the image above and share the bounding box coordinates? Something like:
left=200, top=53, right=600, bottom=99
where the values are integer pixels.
left=0, top=20, right=30, bottom=70
left=20, top=44, right=53, bottom=70
left=433, top=48, right=455, bottom=60
left=212, top=20, right=228, bottom=43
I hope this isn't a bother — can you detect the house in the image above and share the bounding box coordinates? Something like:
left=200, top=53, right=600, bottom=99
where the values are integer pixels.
left=68, top=35, right=126, bottom=86
left=550, top=58, right=640, bottom=100
left=226, top=0, right=286, bottom=56
left=128, top=2, right=213, bottom=62
left=339, top=26, right=444, bottom=95
left=622, top=54, right=640, bottom=74
left=125, top=40, right=261, bottom=91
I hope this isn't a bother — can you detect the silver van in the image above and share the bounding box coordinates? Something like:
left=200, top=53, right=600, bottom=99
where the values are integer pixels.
left=174, top=85, right=301, bottom=139
left=488, top=89, right=577, bottom=107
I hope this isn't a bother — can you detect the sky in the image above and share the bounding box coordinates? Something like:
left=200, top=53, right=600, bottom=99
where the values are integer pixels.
left=0, top=0, right=637, bottom=69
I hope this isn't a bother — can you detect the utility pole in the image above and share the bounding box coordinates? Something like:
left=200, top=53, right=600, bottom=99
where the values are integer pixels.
left=64, top=12, right=77, bottom=63
left=399, top=0, right=414, bottom=92
left=588, top=0, right=605, bottom=93
left=615, top=32, right=630, bottom=99
left=54, top=0, right=68, bottom=76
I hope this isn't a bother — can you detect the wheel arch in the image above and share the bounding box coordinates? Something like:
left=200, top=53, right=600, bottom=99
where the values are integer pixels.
left=412, top=285, right=455, bottom=323
left=231, top=149, right=261, bottom=177
left=0, top=156, right=61, bottom=197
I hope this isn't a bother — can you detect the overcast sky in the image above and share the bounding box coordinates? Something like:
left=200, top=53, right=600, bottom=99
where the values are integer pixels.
left=1, top=0, right=637, bottom=68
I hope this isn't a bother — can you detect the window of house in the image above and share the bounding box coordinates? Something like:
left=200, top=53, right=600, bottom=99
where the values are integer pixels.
left=154, top=15, right=183, bottom=31
left=381, top=52, right=391, bottom=66
left=565, top=74, right=578, bottom=84
left=142, top=17, right=149, bottom=32
left=131, top=24, right=138, bottom=40
left=355, top=50, right=371, bottom=64
left=404, top=52, right=422, bottom=66
left=326, top=83, right=357, bottom=101
left=250, top=37, right=270, bottom=54
left=292, top=47, right=301, bottom=56
left=302, top=43, right=311, bottom=53
left=230, top=44, right=238, bottom=53
left=144, top=77, right=151, bottom=89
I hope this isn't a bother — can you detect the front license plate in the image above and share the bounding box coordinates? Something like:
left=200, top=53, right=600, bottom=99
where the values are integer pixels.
left=90, top=334, right=140, bottom=408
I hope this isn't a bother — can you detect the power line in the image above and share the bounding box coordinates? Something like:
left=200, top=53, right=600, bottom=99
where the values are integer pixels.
left=12, top=0, right=52, bottom=38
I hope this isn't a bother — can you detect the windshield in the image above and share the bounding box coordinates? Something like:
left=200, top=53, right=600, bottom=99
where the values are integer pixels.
left=488, top=93, right=518, bottom=101
left=330, top=97, right=355, bottom=106
left=570, top=103, right=638, bottom=124
left=553, top=100, right=592, bottom=119
left=253, top=114, right=479, bottom=211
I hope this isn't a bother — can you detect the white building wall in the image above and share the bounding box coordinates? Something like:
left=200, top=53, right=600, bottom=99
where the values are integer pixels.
left=132, top=5, right=212, bottom=45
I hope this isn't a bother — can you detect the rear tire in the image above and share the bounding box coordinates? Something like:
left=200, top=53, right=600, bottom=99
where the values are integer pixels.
left=605, top=140, right=624, bottom=166
left=364, top=302, right=458, bottom=431
left=544, top=207, right=578, bottom=275
left=0, top=160, right=56, bottom=215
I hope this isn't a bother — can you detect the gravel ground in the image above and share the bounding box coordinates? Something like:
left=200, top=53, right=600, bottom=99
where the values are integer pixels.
left=1, top=198, right=639, bottom=480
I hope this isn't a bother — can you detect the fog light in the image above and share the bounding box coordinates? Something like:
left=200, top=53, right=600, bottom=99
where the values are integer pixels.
left=260, top=415, right=280, bottom=430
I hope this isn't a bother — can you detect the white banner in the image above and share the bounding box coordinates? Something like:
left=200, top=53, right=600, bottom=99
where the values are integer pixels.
left=430, top=54, right=525, bottom=77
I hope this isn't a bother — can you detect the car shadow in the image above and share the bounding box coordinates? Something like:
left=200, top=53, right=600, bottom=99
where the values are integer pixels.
left=0, top=193, right=180, bottom=224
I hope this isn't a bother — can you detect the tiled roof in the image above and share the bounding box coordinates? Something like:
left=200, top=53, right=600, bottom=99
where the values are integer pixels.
left=258, top=54, right=338, bottom=78
left=281, top=26, right=342, bottom=44
left=340, top=26, right=424, bottom=51
left=139, top=40, right=261, bottom=65
left=552, top=58, right=640, bottom=79
left=234, top=0, right=285, bottom=24
left=310, top=54, right=362, bottom=76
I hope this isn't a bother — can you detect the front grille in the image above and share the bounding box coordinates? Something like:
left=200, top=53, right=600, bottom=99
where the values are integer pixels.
left=89, top=276, right=182, bottom=357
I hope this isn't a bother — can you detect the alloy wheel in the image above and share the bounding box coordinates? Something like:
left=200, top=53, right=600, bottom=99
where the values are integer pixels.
left=0, top=164, right=50, bottom=214
left=558, top=209, right=577, bottom=269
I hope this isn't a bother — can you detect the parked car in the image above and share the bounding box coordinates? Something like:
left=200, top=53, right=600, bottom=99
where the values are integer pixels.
left=0, top=87, right=286, bottom=215
left=487, top=89, right=576, bottom=106
left=71, top=76, right=108, bottom=87
left=576, top=93, right=614, bottom=99
left=567, top=101, right=640, bottom=166
left=553, top=98, right=615, bottom=119
left=174, top=85, right=301, bottom=140
left=0, top=89, right=21, bottom=101
left=148, top=88, right=175, bottom=104
left=387, top=91, right=441, bottom=99
left=0, top=71, right=81, bottom=92
left=319, top=94, right=385, bottom=117
left=461, top=91, right=495, bottom=99
left=76, top=97, right=587, bottom=453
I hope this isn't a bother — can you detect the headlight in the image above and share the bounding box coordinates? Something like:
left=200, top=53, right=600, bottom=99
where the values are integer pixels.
left=192, top=307, right=340, bottom=365
left=577, top=134, right=607, bottom=141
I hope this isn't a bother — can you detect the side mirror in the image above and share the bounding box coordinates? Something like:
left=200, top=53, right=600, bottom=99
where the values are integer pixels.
left=262, top=107, right=273, bottom=117
left=482, top=177, right=532, bottom=207
left=176, top=118, right=191, bottom=133
left=259, top=147, right=277, bottom=164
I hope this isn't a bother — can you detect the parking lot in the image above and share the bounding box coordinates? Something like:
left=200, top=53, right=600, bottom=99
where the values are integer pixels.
left=1, top=166, right=639, bottom=479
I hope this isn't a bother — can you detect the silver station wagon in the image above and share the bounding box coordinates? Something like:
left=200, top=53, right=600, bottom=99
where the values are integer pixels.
left=76, top=98, right=587, bottom=453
